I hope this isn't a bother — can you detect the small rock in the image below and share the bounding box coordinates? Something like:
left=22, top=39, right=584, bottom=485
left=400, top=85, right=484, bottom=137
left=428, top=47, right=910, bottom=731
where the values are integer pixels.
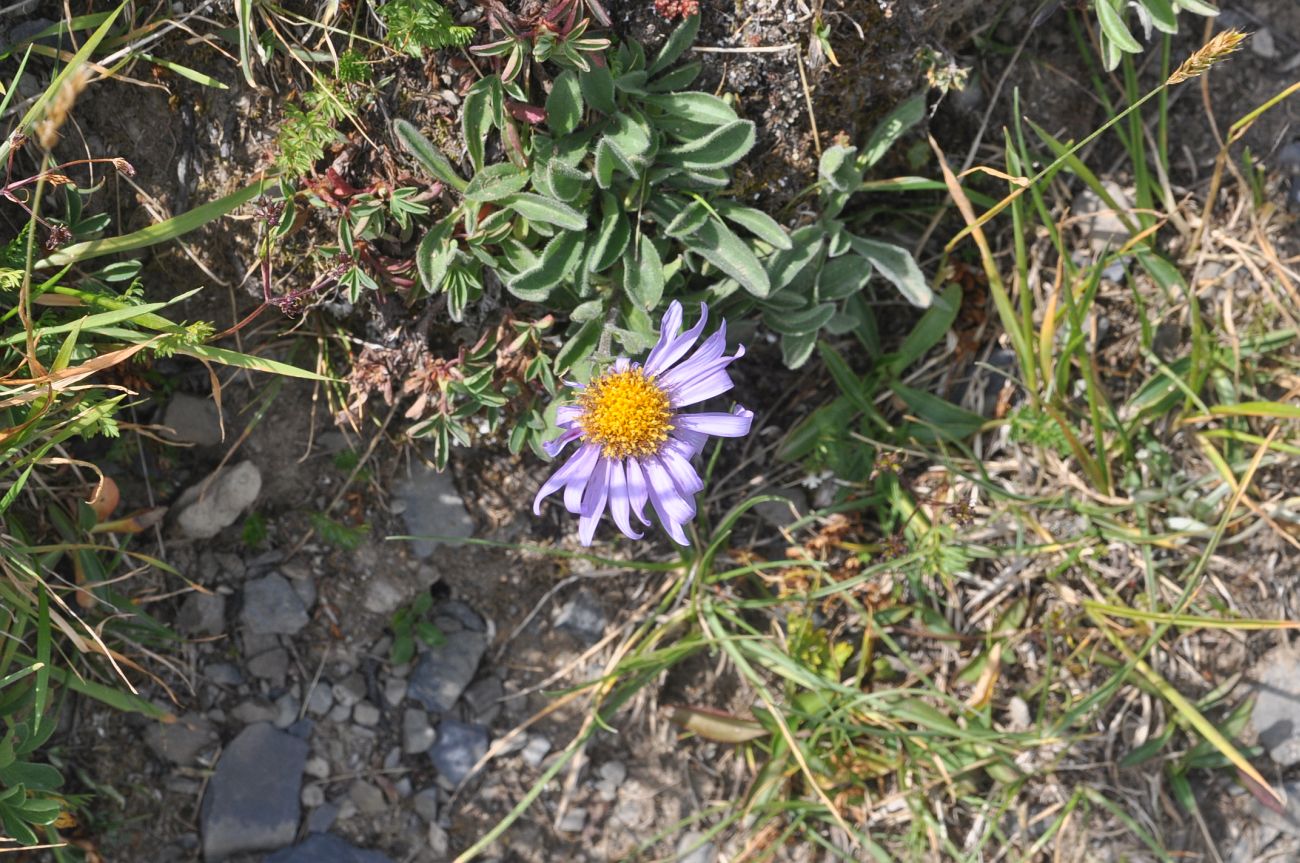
left=403, top=709, right=437, bottom=754
left=427, top=823, right=450, bottom=858
left=161, top=393, right=223, bottom=447
left=248, top=648, right=290, bottom=684
left=301, top=784, right=325, bottom=808
left=289, top=573, right=317, bottom=611
left=1251, top=27, right=1278, bottom=59
left=176, top=460, right=262, bottom=540
left=752, top=488, right=808, bottom=530
left=1072, top=182, right=1135, bottom=254
left=557, top=807, right=587, bottom=833
left=241, top=574, right=309, bottom=636
left=304, top=756, right=331, bottom=780
left=328, top=703, right=352, bottom=723
left=274, top=693, right=300, bottom=729
left=394, top=464, right=475, bottom=558
left=437, top=600, right=486, bottom=632
left=348, top=780, right=387, bottom=816
left=383, top=677, right=408, bottom=708
left=1252, top=648, right=1300, bottom=766
left=177, top=592, right=226, bottom=637
left=205, top=663, right=243, bottom=687
left=145, top=714, right=217, bottom=766
left=428, top=720, right=488, bottom=785
left=305, top=802, right=339, bottom=834
left=462, top=677, right=504, bottom=724
left=393, top=778, right=412, bottom=798
left=596, top=760, right=626, bottom=801
left=555, top=590, right=606, bottom=644
left=231, top=700, right=279, bottom=725
left=362, top=574, right=408, bottom=616
left=521, top=735, right=551, bottom=768
left=264, top=833, right=394, bottom=863
left=353, top=701, right=381, bottom=727
left=675, top=830, right=717, bottom=863
left=332, top=673, right=367, bottom=709
left=305, top=684, right=334, bottom=717
left=407, top=631, right=488, bottom=713
left=412, top=787, right=440, bottom=823
left=200, top=723, right=307, bottom=861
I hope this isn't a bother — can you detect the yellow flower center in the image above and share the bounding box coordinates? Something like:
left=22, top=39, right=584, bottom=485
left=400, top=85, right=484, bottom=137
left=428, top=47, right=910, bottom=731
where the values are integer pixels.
left=578, top=368, right=674, bottom=459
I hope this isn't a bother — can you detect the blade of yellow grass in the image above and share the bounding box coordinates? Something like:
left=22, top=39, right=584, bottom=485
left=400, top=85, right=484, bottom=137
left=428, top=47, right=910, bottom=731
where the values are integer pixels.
left=1084, top=601, right=1300, bottom=630
left=1091, top=611, right=1279, bottom=805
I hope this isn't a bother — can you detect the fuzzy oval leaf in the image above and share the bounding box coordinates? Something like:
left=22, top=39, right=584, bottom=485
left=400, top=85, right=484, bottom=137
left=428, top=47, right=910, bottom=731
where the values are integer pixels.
left=816, top=254, right=872, bottom=300
left=848, top=236, right=932, bottom=307
left=462, top=76, right=501, bottom=172
left=647, top=61, right=701, bottom=93
left=394, top=119, right=467, bottom=191
left=503, top=193, right=587, bottom=231
left=766, top=225, right=823, bottom=292
left=644, top=92, right=738, bottom=139
left=579, top=65, right=616, bottom=114
left=588, top=192, right=630, bottom=273
left=506, top=230, right=584, bottom=301
left=764, top=302, right=835, bottom=336
left=546, top=70, right=582, bottom=136
left=417, top=231, right=457, bottom=293
left=555, top=317, right=602, bottom=374
left=861, top=92, right=926, bottom=169
left=623, top=237, right=664, bottom=310
left=683, top=217, right=771, bottom=298
left=661, top=120, right=755, bottom=170
left=1095, top=0, right=1142, bottom=54
left=463, top=163, right=531, bottom=202
left=716, top=202, right=791, bottom=250
left=649, top=13, right=700, bottom=74
left=665, top=200, right=709, bottom=238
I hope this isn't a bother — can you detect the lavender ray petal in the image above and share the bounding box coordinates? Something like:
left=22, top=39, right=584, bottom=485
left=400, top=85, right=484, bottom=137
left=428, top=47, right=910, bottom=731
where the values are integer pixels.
left=645, top=302, right=708, bottom=376
left=625, top=457, right=651, bottom=526
left=533, top=443, right=597, bottom=514
left=673, top=408, right=753, bottom=438
left=660, top=448, right=704, bottom=495
left=608, top=460, right=643, bottom=540
left=645, top=477, right=691, bottom=546
left=561, top=444, right=601, bottom=514
left=578, top=458, right=612, bottom=545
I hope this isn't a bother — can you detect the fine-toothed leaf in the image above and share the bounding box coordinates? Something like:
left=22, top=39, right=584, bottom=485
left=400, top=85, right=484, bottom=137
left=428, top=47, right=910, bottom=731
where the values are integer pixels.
left=860, top=92, right=926, bottom=169
left=393, top=119, right=467, bottom=192
left=546, top=70, right=582, bottom=136
left=683, top=217, right=771, bottom=298
left=716, top=201, right=791, bottom=250
left=579, top=64, right=616, bottom=114
left=463, top=162, right=530, bottom=202
left=660, top=120, right=755, bottom=170
left=623, top=237, right=664, bottom=310
left=507, top=230, right=584, bottom=301
left=503, top=193, right=587, bottom=231
left=848, top=236, right=932, bottom=307
left=764, top=302, right=835, bottom=336
left=649, top=12, right=700, bottom=75
left=588, top=192, right=630, bottom=273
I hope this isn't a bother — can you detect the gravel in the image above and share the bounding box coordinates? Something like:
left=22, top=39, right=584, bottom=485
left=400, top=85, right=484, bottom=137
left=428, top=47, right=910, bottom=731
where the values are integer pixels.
left=406, top=630, right=488, bottom=713
left=175, top=460, right=262, bottom=540
left=428, top=720, right=489, bottom=785
left=241, top=573, right=310, bottom=636
left=264, top=833, right=394, bottom=863
left=403, top=708, right=437, bottom=755
left=177, top=592, right=226, bottom=637
left=393, top=463, right=475, bottom=558
left=145, top=714, right=217, bottom=766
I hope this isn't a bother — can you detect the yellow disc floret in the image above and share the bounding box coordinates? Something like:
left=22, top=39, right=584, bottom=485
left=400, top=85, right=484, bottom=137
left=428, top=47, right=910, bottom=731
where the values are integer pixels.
left=577, top=367, right=674, bottom=459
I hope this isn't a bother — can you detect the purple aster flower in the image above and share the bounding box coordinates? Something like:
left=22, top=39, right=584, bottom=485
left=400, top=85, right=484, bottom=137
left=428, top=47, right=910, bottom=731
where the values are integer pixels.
left=534, top=301, right=752, bottom=546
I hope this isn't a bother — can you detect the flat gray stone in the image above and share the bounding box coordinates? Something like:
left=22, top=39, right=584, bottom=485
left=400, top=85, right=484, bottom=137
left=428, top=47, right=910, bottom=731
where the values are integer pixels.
left=403, top=708, right=436, bottom=755
left=393, top=464, right=474, bottom=558
left=177, top=592, right=226, bottom=637
left=176, top=460, right=262, bottom=540
left=555, top=590, right=606, bottom=644
left=200, top=722, right=307, bottom=862
left=1253, top=648, right=1300, bottom=766
left=305, top=802, right=339, bottom=834
left=407, top=630, right=488, bottom=713
left=428, top=720, right=488, bottom=785
left=264, top=833, right=394, bottom=863
left=240, top=573, right=309, bottom=636
left=248, top=648, right=289, bottom=684
left=161, top=393, right=223, bottom=447
left=145, top=713, right=217, bottom=766
left=348, top=780, right=387, bottom=816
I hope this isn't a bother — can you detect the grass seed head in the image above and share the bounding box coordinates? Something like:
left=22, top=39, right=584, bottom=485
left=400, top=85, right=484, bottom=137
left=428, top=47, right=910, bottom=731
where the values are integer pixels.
left=1167, top=29, right=1248, bottom=85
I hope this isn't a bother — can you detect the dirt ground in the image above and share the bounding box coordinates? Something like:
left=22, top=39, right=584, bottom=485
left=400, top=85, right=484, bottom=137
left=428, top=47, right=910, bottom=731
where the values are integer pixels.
left=5, top=0, right=1299, bottom=860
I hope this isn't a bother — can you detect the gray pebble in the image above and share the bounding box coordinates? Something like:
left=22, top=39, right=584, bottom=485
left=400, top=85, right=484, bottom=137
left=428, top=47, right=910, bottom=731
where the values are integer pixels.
left=403, top=709, right=436, bottom=754
left=353, top=701, right=381, bottom=727
left=241, top=573, right=309, bottom=636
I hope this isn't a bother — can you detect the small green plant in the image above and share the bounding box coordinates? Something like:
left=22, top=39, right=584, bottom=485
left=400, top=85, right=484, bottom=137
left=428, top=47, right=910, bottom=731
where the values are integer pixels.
left=388, top=593, right=446, bottom=665
left=1083, top=0, right=1220, bottom=70
left=379, top=0, right=475, bottom=58
left=307, top=512, right=371, bottom=550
